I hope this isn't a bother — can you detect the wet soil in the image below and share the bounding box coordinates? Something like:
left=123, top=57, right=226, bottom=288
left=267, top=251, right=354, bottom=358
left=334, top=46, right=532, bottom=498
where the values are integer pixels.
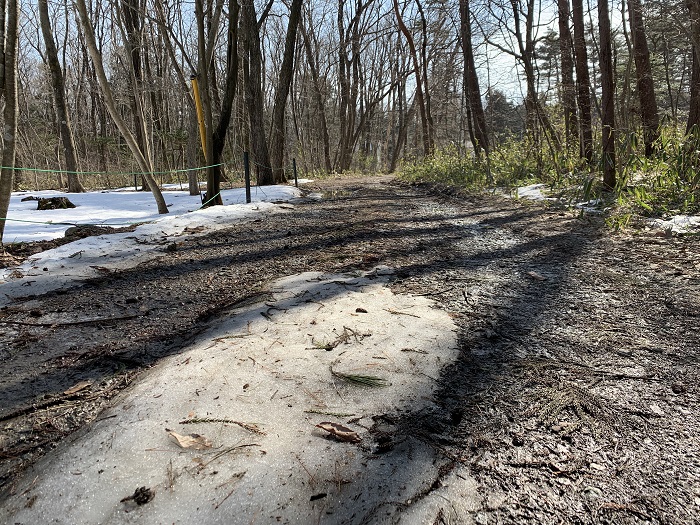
left=1, top=175, right=698, bottom=524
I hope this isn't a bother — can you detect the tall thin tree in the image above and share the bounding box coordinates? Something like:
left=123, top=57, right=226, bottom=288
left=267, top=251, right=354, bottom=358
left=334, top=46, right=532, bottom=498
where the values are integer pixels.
left=39, top=0, right=84, bottom=192
left=74, top=0, right=168, bottom=213
left=572, top=0, right=593, bottom=162
left=242, top=1, right=273, bottom=185
left=393, top=0, right=433, bottom=156
left=558, top=0, right=578, bottom=145
left=0, top=0, right=19, bottom=244
left=210, top=0, right=240, bottom=201
left=269, top=0, right=303, bottom=183
left=686, top=0, right=700, bottom=134
left=459, top=0, right=489, bottom=156
left=599, top=0, right=617, bottom=189
left=629, top=0, right=660, bottom=156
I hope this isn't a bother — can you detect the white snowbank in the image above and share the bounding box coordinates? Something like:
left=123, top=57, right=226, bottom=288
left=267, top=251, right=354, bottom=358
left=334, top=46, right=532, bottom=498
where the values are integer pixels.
left=3, top=184, right=300, bottom=243
left=0, top=185, right=302, bottom=304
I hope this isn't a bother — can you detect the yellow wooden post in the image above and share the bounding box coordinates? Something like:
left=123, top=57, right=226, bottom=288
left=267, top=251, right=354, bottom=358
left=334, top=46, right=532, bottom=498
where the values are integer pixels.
left=190, top=74, right=208, bottom=162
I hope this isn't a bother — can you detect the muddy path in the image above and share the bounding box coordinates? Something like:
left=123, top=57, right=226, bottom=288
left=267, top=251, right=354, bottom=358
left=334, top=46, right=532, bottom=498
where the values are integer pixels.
left=1, top=176, right=699, bottom=523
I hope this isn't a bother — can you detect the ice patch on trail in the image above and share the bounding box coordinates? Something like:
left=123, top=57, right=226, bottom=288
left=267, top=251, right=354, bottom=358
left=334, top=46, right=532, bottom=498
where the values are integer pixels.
left=649, top=214, right=700, bottom=233
left=0, top=269, right=478, bottom=525
left=515, top=183, right=548, bottom=200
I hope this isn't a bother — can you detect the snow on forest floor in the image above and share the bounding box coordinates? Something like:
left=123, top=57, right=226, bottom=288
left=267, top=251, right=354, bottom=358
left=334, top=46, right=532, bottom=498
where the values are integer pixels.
left=1, top=269, right=468, bottom=524
left=3, top=184, right=302, bottom=243
left=0, top=184, right=301, bottom=305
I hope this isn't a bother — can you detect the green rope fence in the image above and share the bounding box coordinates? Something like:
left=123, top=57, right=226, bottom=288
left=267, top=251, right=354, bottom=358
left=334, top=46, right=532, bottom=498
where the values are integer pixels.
left=0, top=163, right=224, bottom=176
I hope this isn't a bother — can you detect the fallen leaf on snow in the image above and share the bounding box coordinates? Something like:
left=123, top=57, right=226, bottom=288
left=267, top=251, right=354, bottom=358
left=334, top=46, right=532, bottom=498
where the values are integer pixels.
left=168, top=430, right=212, bottom=449
left=316, top=422, right=361, bottom=443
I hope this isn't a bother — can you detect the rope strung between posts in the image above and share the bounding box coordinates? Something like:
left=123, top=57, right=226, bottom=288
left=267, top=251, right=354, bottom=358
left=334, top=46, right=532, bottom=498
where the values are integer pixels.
left=0, top=162, right=225, bottom=177
left=198, top=191, right=222, bottom=209
left=0, top=216, right=145, bottom=227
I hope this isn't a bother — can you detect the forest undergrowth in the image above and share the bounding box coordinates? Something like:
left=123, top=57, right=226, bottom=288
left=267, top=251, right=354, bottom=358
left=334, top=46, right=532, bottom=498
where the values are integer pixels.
left=398, top=126, right=700, bottom=231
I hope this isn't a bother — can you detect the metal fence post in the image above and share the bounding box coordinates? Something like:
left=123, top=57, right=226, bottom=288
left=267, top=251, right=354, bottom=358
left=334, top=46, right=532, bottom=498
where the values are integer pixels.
left=244, top=151, right=251, bottom=204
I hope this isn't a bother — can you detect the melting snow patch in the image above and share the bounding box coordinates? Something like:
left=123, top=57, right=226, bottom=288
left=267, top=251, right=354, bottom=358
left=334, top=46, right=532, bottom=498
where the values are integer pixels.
left=575, top=198, right=604, bottom=213
left=0, top=269, right=476, bottom=524
left=515, top=183, right=548, bottom=200
left=3, top=184, right=301, bottom=243
left=0, top=186, right=301, bottom=305
left=649, top=215, right=700, bottom=234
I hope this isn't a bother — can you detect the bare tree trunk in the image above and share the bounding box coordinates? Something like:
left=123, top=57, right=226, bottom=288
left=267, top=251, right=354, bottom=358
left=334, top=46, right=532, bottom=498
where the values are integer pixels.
left=300, top=16, right=331, bottom=173
left=558, top=0, right=578, bottom=146
left=39, top=0, right=84, bottom=192
left=599, top=0, right=616, bottom=189
left=335, top=0, right=365, bottom=172
left=153, top=0, right=200, bottom=195
left=686, top=0, right=700, bottom=134
left=389, top=94, right=415, bottom=174
left=269, top=0, right=302, bottom=183
left=119, top=0, right=152, bottom=190
left=194, top=0, right=224, bottom=203
left=688, top=52, right=700, bottom=134
left=393, top=0, right=432, bottom=156
left=0, top=0, right=19, bottom=244
left=629, top=0, right=659, bottom=156
left=186, top=106, right=200, bottom=195
left=0, top=0, right=5, bottom=94
left=242, top=2, right=273, bottom=185
left=210, top=0, right=239, bottom=200
left=572, top=0, right=593, bottom=162
left=74, top=0, right=168, bottom=213
left=415, top=0, right=435, bottom=153
left=459, top=0, right=489, bottom=156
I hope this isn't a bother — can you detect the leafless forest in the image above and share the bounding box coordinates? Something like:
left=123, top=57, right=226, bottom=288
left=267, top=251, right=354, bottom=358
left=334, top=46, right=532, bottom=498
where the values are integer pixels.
left=0, top=0, right=699, bottom=242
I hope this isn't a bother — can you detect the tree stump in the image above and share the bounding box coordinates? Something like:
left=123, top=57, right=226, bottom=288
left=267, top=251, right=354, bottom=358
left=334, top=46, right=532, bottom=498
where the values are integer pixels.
left=37, top=197, right=76, bottom=210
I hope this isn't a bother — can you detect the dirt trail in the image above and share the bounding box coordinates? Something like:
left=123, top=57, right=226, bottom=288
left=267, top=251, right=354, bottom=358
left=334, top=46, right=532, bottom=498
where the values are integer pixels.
left=1, top=175, right=699, bottom=523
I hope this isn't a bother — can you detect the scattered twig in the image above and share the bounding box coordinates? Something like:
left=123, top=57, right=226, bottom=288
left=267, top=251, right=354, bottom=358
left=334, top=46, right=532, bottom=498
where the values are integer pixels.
left=414, top=286, right=455, bottom=296
left=212, top=334, right=253, bottom=343
left=312, top=326, right=368, bottom=351
left=205, top=444, right=260, bottom=467
left=304, top=409, right=356, bottom=417
left=0, top=312, right=146, bottom=328
left=0, top=390, right=94, bottom=423
left=384, top=308, right=420, bottom=318
left=401, top=348, right=428, bottom=354
left=293, top=453, right=317, bottom=488
left=179, top=418, right=267, bottom=435
left=214, top=472, right=246, bottom=509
